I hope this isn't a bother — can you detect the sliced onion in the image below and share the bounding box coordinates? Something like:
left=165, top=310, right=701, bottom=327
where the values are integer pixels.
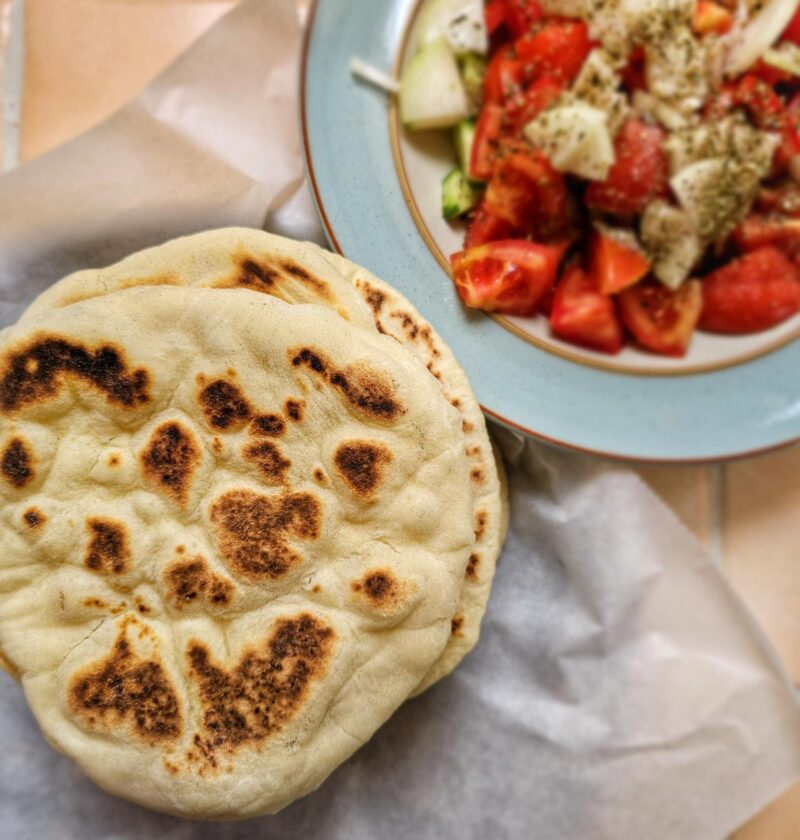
left=724, top=0, right=800, bottom=76
left=350, top=58, right=400, bottom=94
left=764, top=43, right=800, bottom=75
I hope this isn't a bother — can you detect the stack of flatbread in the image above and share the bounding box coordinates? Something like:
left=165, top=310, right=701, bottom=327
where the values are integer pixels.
left=0, top=229, right=507, bottom=819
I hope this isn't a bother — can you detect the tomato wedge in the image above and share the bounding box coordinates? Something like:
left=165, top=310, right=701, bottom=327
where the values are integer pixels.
left=505, top=75, right=565, bottom=135
left=585, top=120, right=670, bottom=215
left=485, top=0, right=507, bottom=35
left=750, top=58, right=791, bottom=87
left=470, top=102, right=504, bottom=181
left=620, top=45, right=646, bottom=93
left=451, top=240, right=569, bottom=315
left=733, top=216, right=800, bottom=254
left=484, top=141, right=572, bottom=240
left=699, top=247, right=800, bottom=333
left=618, top=280, right=703, bottom=357
left=464, top=201, right=519, bottom=248
left=550, top=265, right=623, bottom=354
left=776, top=93, right=800, bottom=172
left=500, top=0, right=543, bottom=37
left=515, top=19, right=592, bottom=85
left=484, top=47, right=525, bottom=104
left=692, top=1, right=733, bottom=36
left=783, top=6, right=800, bottom=45
left=755, top=184, right=800, bottom=218
left=589, top=230, right=651, bottom=294
left=732, top=75, right=787, bottom=132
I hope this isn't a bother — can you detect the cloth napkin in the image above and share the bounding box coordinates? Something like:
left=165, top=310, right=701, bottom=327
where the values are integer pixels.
left=0, top=2, right=798, bottom=838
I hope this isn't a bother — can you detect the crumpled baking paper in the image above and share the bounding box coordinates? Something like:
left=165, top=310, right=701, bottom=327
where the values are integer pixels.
left=0, top=1, right=798, bottom=837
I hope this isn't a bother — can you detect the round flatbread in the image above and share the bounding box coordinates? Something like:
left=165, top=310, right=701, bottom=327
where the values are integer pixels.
left=20, top=228, right=507, bottom=692
left=0, top=286, right=474, bottom=818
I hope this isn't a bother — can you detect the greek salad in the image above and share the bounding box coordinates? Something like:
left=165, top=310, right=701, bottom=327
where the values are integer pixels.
left=399, top=0, right=800, bottom=356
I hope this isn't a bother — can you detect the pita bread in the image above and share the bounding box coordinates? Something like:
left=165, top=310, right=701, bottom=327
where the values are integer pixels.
left=0, top=286, right=474, bottom=818
left=21, top=229, right=508, bottom=691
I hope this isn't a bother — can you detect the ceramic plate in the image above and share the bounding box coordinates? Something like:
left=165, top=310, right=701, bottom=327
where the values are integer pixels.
left=301, top=0, right=800, bottom=462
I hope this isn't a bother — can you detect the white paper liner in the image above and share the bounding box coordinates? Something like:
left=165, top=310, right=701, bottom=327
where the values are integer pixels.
left=0, top=1, right=798, bottom=835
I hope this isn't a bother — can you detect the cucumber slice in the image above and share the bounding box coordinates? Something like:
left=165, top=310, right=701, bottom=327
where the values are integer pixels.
left=459, top=52, right=487, bottom=110
left=416, top=0, right=488, bottom=55
left=442, top=168, right=481, bottom=221
left=400, top=38, right=471, bottom=130
left=453, top=119, right=478, bottom=179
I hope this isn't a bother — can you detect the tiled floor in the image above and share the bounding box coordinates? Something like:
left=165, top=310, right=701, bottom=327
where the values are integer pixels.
left=5, top=0, right=800, bottom=834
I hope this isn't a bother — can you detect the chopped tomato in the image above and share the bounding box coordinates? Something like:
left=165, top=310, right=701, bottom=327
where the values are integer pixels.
left=470, top=103, right=504, bottom=180
left=484, top=47, right=525, bottom=104
left=733, top=216, right=800, bottom=255
left=776, top=93, right=800, bottom=172
left=484, top=140, right=573, bottom=240
left=620, top=45, right=646, bottom=93
left=550, top=265, right=624, bottom=354
left=505, top=76, right=565, bottom=135
left=451, top=240, right=568, bottom=315
left=699, top=247, right=800, bottom=333
left=692, top=0, right=733, bottom=35
left=464, top=201, right=518, bottom=248
left=778, top=125, right=800, bottom=172
left=515, top=19, right=592, bottom=85
left=702, top=84, right=737, bottom=121
left=500, top=0, right=543, bottom=37
left=589, top=230, right=651, bottom=294
left=585, top=120, right=670, bottom=215
left=732, top=75, right=786, bottom=131
left=749, top=58, right=791, bottom=86
left=756, top=184, right=800, bottom=218
left=618, top=280, right=703, bottom=357
left=783, top=6, right=800, bottom=45
left=485, top=0, right=507, bottom=35
left=537, top=285, right=556, bottom=316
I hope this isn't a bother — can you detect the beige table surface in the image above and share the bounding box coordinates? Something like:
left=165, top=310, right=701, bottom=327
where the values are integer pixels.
left=3, top=0, right=799, bottom=835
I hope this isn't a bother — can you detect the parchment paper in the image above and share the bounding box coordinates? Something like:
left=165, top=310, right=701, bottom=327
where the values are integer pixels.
left=0, top=1, right=799, bottom=837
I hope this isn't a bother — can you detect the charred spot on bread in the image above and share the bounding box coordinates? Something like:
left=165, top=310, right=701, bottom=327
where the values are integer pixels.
left=290, top=348, right=405, bottom=423
left=69, top=630, right=182, bottom=744
left=0, top=336, right=150, bottom=414
left=333, top=440, right=392, bottom=500
left=185, top=614, right=334, bottom=764
left=210, top=489, right=322, bottom=581
left=242, top=440, right=291, bottom=485
left=250, top=414, right=286, bottom=437
left=164, top=557, right=234, bottom=609
left=1, top=437, right=34, bottom=488
left=197, top=379, right=253, bottom=431
left=140, top=421, right=201, bottom=506
left=84, top=518, right=131, bottom=575
left=22, top=507, right=45, bottom=529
